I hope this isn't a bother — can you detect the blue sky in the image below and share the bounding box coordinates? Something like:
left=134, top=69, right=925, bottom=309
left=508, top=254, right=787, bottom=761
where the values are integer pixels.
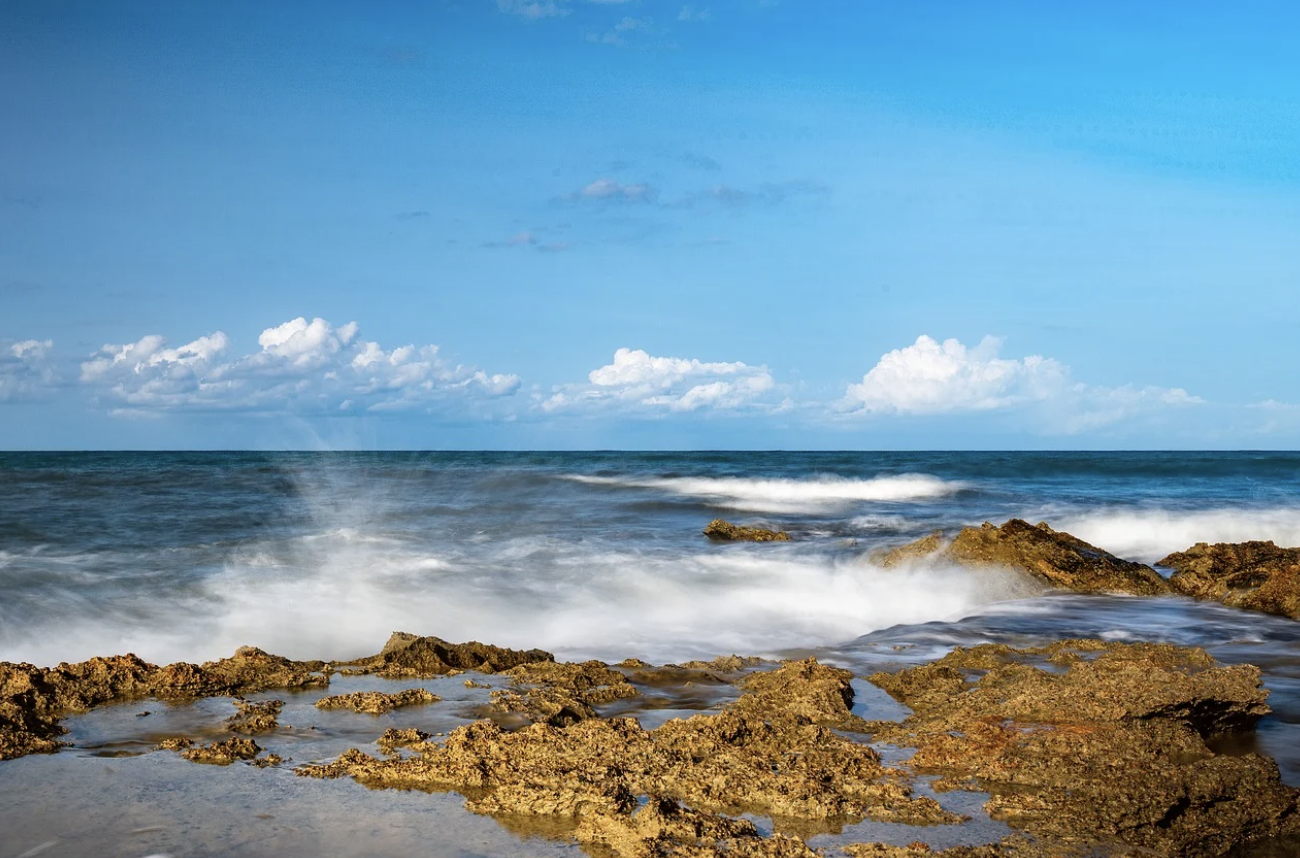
left=2, top=0, right=1298, bottom=449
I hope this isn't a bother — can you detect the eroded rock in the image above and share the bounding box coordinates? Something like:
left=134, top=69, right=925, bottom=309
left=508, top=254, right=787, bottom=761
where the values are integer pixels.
left=315, top=688, right=439, bottom=715
left=1159, top=541, right=1300, bottom=620
left=487, top=660, right=639, bottom=727
left=346, top=633, right=554, bottom=679
left=880, top=520, right=1169, bottom=595
left=864, top=641, right=1297, bottom=858
left=298, top=658, right=957, bottom=830
left=703, top=519, right=791, bottom=543
left=0, top=647, right=327, bottom=761
left=226, top=697, right=283, bottom=734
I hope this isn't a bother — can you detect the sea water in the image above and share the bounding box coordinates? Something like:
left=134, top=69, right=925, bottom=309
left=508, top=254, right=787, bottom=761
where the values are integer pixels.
left=1, top=451, right=1298, bottom=856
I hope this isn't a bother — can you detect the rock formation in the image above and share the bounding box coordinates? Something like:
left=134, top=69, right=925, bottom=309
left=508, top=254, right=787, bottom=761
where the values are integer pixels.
left=877, top=519, right=1170, bottom=595
left=1159, top=540, right=1300, bottom=620
left=703, top=519, right=791, bottom=542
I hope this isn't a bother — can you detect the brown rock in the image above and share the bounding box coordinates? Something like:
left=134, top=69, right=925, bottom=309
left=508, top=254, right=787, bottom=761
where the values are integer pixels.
left=488, top=660, right=638, bottom=727
left=1158, top=541, right=1300, bottom=620
left=864, top=641, right=1298, bottom=858
left=315, top=688, right=439, bottom=715
left=886, top=519, right=1169, bottom=595
left=703, top=519, right=791, bottom=543
left=377, top=728, right=432, bottom=754
left=346, top=632, right=554, bottom=679
left=871, top=530, right=946, bottom=568
left=177, top=736, right=263, bottom=765
left=226, top=697, right=283, bottom=734
left=297, top=658, right=957, bottom=828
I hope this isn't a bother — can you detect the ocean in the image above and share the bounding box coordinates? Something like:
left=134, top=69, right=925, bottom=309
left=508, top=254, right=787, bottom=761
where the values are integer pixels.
left=2, top=451, right=1299, bottom=855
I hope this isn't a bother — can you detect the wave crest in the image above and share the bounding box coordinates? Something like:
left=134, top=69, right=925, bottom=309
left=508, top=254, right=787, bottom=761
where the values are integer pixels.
left=565, top=473, right=964, bottom=514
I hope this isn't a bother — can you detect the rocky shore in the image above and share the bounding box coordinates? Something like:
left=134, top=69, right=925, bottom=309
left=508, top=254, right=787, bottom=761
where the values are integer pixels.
left=4, top=520, right=1300, bottom=856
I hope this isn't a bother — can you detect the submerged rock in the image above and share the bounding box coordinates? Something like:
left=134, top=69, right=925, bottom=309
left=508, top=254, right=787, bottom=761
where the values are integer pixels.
left=703, top=519, right=792, bottom=543
left=864, top=640, right=1297, bottom=858
left=880, top=519, right=1170, bottom=596
left=315, top=688, right=439, bottom=715
left=298, top=657, right=958, bottom=834
left=225, top=697, right=283, bottom=734
left=1159, top=541, right=1300, bottom=620
left=347, top=632, right=554, bottom=679
left=159, top=736, right=277, bottom=766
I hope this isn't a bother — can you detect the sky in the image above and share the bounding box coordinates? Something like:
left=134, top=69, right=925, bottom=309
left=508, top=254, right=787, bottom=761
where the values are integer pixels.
left=2, top=0, right=1299, bottom=450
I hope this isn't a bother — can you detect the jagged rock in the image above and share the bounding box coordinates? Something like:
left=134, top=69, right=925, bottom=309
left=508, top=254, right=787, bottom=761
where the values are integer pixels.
left=315, top=688, right=439, bottom=715
left=676, top=655, right=768, bottom=672
left=864, top=641, right=1298, bottom=858
left=881, top=519, right=1169, bottom=595
left=298, top=658, right=958, bottom=828
left=377, top=728, right=431, bottom=754
left=872, top=530, right=946, bottom=568
left=576, top=796, right=820, bottom=857
left=488, top=660, right=638, bottom=727
left=703, top=519, right=791, bottom=543
left=0, top=647, right=327, bottom=761
left=1158, top=541, right=1300, bottom=620
left=178, top=737, right=262, bottom=765
left=225, top=697, right=283, bottom=734
left=346, top=633, right=554, bottom=679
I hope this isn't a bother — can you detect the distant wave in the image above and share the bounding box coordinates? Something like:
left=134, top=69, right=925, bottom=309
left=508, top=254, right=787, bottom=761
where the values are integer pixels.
left=1052, top=507, right=1300, bottom=564
left=564, top=473, right=964, bottom=514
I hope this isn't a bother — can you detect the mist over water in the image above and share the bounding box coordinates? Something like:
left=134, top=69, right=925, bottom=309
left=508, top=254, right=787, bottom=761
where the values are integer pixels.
left=1, top=451, right=1299, bottom=670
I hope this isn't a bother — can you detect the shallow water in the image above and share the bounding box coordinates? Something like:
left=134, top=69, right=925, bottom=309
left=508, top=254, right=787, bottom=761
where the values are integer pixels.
left=2, top=451, right=1300, bottom=855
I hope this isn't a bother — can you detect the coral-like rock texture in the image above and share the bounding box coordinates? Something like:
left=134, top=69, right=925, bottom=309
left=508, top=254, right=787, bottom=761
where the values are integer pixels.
left=865, top=640, right=1298, bottom=858
left=316, top=688, right=440, bottom=714
left=346, top=632, right=555, bottom=679
left=880, top=519, right=1170, bottom=595
left=703, top=519, right=792, bottom=542
left=1159, top=540, right=1300, bottom=620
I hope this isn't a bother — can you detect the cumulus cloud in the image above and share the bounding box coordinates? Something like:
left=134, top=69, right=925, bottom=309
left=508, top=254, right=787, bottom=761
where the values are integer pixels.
left=543, top=347, right=781, bottom=413
left=0, top=339, right=57, bottom=402
left=80, top=317, right=520, bottom=415
left=842, top=335, right=1202, bottom=432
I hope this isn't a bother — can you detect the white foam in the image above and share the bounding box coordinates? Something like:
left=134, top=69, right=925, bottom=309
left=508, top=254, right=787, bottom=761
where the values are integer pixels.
left=566, top=473, right=964, bottom=514
left=1051, top=507, right=1300, bottom=564
left=0, top=530, right=1042, bottom=667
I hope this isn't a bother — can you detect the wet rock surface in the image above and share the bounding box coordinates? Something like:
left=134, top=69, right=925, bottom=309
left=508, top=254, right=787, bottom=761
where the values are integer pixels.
left=1159, top=541, right=1300, bottom=620
left=225, top=697, right=283, bottom=734
left=864, top=641, right=1299, bottom=858
left=316, top=688, right=440, bottom=714
left=703, top=519, right=792, bottom=542
left=881, top=519, right=1170, bottom=595
left=158, top=735, right=283, bottom=767
left=298, top=657, right=960, bottom=854
left=345, top=632, right=555, bottom=679
left=0, top=647, right=326, bottom=761
left=487, top=660, right=639, bottom=727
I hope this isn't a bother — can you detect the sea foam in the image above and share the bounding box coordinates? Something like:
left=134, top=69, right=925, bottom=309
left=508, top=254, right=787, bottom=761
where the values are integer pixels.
left=565, top=473, right=963, bottom=514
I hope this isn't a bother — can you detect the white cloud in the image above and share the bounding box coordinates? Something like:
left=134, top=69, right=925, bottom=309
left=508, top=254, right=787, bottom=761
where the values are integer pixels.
left=544, top=347, right=781, bottom=413
left=569, top=178, right=657, bottom=203
left=0, top=338, right=57, bottom=402
left=845, top=335, right=1066, bottom=414
left=678, top=5, right=711, bottom=21
left=842, top=334, right=1203, bottom=432
left=497, top=0, right=570, bottom=18
left=80, top=317, right=520, bottom=415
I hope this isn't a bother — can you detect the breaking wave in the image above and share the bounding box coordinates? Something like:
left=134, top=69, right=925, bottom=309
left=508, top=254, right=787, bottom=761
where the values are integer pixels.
left=565, top=473, right=965, bottom=514
left=1051, top=507, right=1300, bottom=564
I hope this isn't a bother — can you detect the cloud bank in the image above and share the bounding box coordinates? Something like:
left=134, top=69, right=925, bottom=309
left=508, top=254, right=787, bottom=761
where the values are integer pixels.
left=79, top=317, right=520, bottom=415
